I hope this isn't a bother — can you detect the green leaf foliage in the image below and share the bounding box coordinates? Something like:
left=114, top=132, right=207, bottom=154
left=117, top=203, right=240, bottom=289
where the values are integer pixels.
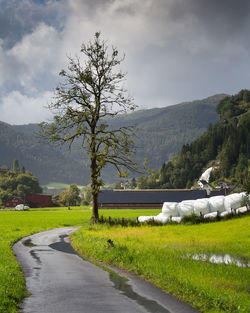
left=59, top=184, right=81, bottom=206
left=0, top=167, right=42, bottom=205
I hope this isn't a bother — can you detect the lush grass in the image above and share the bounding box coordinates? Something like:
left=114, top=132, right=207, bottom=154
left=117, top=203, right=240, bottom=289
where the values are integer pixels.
left=1, top=208, right=249, bottom=313
left=71, top=215, right=250, bottom=313
left=30, top=205, right=91, bottom=211
left=0, top=208, right=158, bottom=313
left=42, top=182, right=70, bottom=189
left=42, top=182, right=84, bottom=189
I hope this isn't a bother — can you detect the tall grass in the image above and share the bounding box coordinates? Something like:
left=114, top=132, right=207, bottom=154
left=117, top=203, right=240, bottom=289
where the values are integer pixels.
left=71, top=215, right=250, bottom=313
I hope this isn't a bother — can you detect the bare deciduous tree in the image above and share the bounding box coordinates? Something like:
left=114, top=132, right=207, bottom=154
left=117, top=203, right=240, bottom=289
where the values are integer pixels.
left=41, top=32, right=137, bottom=221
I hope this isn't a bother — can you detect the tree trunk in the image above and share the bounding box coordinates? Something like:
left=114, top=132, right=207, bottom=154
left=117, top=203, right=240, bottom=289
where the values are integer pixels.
left=90, top=156, right=99, bottom=222
left=92, top=189, right=99, bottom=222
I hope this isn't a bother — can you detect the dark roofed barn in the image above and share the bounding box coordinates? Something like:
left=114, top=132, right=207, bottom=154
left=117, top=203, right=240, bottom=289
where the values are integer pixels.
left=98, top=189, right=208, bottom=209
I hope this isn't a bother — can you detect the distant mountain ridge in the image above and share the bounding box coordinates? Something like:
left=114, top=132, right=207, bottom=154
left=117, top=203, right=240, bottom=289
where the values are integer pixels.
left=137, top=90, right=250, bottom=189
left=0, top=94, right=227, bottom=184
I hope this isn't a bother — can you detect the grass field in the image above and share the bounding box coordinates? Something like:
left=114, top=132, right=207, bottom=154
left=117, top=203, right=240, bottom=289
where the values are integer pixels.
left=0, top=207, right=158, bottom=313
left=71, top=214, right=250, bottom=313
left=0, top=208, right=249, bottom=313
left=42, top=182, right=85, bottom=189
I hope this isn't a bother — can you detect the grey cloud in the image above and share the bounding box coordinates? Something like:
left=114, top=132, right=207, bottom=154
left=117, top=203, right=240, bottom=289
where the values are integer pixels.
left=166, top=0, right=250, bottom=45
left=1, top=0, right=250, bottom=124
left=0, top=0, right=66, bottom=48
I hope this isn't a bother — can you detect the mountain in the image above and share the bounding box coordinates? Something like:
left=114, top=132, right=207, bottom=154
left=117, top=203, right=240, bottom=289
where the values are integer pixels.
left=0, top=94, right=226, bottom=185
left=138, top=89, right=250, bottom=189
left=120, top=94, right=227, bottom=168
left=0, top=121, right=86, bottom=185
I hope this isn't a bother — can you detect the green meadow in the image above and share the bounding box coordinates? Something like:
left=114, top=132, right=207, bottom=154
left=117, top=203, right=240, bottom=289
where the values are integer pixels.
left=0, top=208, right=249, bottom=313
left=42, top=182, right=86, bottom=190
left=71, top=214, right=250, bottom=313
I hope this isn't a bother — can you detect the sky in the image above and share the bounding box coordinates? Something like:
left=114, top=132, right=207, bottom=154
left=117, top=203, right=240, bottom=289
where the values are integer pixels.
left=1, top=0, right=250, bottom=124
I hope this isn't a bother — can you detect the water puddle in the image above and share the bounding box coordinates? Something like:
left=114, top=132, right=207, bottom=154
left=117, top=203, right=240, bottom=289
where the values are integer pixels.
left=33, top=266, right=41, bottom=279
left=29, top=249, right=53, bottom=263
left=109, top=271, right=170, bottom=313
left=30, top=250, right=41, bottom=264
left=49, top=234, right=76, bottom=255
left=23, top=238, right=36, bottom=247
left=187, top=253, right=250, bottom=268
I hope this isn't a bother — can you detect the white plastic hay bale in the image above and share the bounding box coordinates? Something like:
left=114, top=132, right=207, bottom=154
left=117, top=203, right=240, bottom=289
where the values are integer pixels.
left=220, top=211, right=230, bottom=217
left=138, top=216, right=154, bottom=223
left=208, top=196, right=225, bottom=213
left=236, top=206, right=248, bottom=214
left=15, top=204, right=29, bottom=211
left=172, top=216, right=182, bottom=223
left=178, top=200, right=195, bottom=217
left=15, top=204, right=25, bottom=211
left=162, top=202, right=178, bottom=217
left=154, top=213, right=169, bottom=224
left=225, top=193, right=245, bottom=210
left=204, top=212, right=218, bottom=219
left=223, top=197, right=232, bottom=212
left=193, top=198, right=210, bottom=215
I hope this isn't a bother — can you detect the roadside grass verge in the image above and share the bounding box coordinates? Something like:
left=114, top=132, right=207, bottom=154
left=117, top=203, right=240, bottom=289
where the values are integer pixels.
left=71, top=215, right=250, bottom=313
left=0, top=208, right=158, bottom=313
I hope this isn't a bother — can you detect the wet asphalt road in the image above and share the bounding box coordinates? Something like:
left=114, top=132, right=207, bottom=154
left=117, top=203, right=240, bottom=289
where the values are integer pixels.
left=13, top=227, right=200, bottom=313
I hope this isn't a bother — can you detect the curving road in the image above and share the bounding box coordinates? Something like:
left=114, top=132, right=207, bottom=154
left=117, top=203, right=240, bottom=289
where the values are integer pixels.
left=13, top=227, right=200, bottom=313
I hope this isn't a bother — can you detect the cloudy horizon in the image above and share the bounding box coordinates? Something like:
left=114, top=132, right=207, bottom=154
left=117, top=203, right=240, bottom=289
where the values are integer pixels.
left=1, top=0, right=250, bottom=125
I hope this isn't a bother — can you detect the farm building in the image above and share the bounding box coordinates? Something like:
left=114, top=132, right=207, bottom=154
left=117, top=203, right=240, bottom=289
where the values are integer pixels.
left=4, top=194, right=53, bottom=208
left=4, top=197, right=29, bottom=208
left=98, top=189, right=210, bottom=209
left=25, top=194, right=53, bottom=208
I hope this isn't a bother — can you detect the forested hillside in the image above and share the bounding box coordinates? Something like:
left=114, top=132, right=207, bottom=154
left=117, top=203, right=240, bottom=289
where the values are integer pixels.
left=0, top=94, right=226, bottom=184
left=0, top=122, right=86, bottom=185
left=108, top=94, right=226, bottom=168
left=138, top=90, right=250, bottom=189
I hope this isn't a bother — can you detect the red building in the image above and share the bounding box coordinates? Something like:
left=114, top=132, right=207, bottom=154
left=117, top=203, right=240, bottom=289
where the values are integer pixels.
left=4, top=194, right=53, bottom=208
left=25, top=194, right=53, bottom=208
left=4, top=197, right=26, bottom=208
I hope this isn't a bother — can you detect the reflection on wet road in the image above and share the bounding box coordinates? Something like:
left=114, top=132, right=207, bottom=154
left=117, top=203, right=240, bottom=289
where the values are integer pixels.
left=49, top=234, right=77, bottom=255
left=109, top=271, right=170, bottom=313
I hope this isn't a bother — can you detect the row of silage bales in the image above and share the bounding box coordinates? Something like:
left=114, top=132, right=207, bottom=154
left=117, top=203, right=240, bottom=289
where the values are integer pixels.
left=138, top=192, right=248, bottom=224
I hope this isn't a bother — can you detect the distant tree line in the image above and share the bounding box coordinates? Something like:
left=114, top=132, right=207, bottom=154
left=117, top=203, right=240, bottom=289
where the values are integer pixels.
left=59, top=184, right=81, bottom=206
left=58, top=184, right=92, bottom=206
left=0, top=159, right=42, bottom=205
